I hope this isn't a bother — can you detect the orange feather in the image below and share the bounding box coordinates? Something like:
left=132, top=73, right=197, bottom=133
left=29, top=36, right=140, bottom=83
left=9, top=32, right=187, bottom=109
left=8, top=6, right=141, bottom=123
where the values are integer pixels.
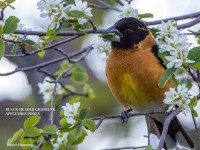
left=106, top=33, right=171, bottom=111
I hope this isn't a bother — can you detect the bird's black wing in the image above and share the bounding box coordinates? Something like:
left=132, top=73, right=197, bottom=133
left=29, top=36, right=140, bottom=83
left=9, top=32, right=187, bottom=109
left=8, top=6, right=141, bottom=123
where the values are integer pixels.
left=151, top=45, right=166, bottom=69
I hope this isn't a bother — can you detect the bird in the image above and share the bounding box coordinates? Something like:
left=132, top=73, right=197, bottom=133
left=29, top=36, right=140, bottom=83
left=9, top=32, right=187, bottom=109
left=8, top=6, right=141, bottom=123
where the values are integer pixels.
left=101, top=17, right=194, bottom=149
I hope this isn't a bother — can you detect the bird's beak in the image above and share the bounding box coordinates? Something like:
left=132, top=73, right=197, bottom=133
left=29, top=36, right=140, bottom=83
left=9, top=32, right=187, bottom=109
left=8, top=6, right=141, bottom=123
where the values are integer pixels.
left=101, top=26, right=122, bottom=42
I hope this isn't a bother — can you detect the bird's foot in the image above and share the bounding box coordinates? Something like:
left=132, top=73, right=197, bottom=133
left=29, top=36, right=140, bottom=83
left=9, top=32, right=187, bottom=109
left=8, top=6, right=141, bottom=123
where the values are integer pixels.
left=120, top=108, right=132, bottom=123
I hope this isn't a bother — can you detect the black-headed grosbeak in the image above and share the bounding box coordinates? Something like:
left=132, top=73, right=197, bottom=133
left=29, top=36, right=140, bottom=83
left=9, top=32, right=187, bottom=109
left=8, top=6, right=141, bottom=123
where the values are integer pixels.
left=102, top=17, right=194, bottom=149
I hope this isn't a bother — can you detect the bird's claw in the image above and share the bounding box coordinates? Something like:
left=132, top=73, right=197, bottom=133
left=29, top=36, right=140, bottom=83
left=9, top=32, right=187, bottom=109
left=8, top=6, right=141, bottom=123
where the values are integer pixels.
left=120, top=109, right=132, bottom=123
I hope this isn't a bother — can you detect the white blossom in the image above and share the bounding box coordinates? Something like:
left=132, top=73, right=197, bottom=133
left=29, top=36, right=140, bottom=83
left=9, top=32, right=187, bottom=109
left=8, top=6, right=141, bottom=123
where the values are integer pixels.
left=119, top=1, right=139, bottom=18
left=62, top=102, right=80, bottom=128
left=38, top=77, right=63, bottom=103
left=93, top=37, right=111, bottom=55
left=156, top=20, right=195, bottom=68
left=165, top=55, right=183, bottom=68
left=69, top=0, right=92, bottom=17
left=37, top=0, right=69, bottom=29
left=78, top=18, right=87, bottom=25
left=164, top=84, right=196, bottom=113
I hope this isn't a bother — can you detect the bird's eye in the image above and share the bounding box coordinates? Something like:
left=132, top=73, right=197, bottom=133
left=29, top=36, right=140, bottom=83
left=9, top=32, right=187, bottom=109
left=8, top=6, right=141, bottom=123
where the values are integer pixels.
left=124, top=28, right=134, bottom=35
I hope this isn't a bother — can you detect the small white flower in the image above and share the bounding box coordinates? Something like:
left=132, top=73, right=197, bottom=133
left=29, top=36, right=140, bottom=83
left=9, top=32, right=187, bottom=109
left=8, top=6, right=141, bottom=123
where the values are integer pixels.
left=163, top=84, right=196, bottom=113
left=69, top=0, right=93, bottom=17
left=38, top=77, right=63, bottom=103
left=157, top=20, right=179, bottom=36
left=37, top=0, right=69, bottom=29
left=78, top=18, right=87, bottom=24
left=62, top=102, right=80, bottom=128
left=166, top=56, right=183, bottom=68
left=119, top=1, right=139, bottom=18
left=156, top=20, right=195, bottom=69
left=93, top=37, right=111, bottom=55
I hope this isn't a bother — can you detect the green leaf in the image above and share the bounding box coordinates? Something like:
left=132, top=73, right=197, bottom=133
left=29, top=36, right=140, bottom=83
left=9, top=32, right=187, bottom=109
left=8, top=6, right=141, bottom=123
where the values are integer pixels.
left=83, top=119, right=96, bottom=132
left=72, top=129, right=87, bottom=145
left=0, top=1, right=6, bottom=8
left=0, top=39, right=5, bottom=59
left=46, top=25, right=55, bottom=36
left=189, top=96, right=198, bottom=107
left=67, top=128, right=88, bottom=145
left=191, top=63, right=200, bottom=70
left=68, top=97, right=81, bottom=105
left=188, top=46, right=200, bottom=64
left=25, top=127, right=41, bottom=137
left=191, top=109, right=198, bottom=117
left=6, top=0, right=15, bottom=4
left=7, top=4, right=15, bottom=9
left=24, top=116, right=41, bottom=130
left=7, top=128, right=24, bottom=144
left=62, top=22, right=72, bottom=28
left=77, top=123, right=83, bottom=137
left=145, top=145, right=153, bottom=150
left=158, top=67, right=177, bottom=88
left=83, top=84, right=96, bottom=99
left=42, top=141, right=53, bottom=150
left=3, top=16, right=20, bottom=34
left=22, top=39, right=37, bottom=45
left=67, top=128, right=77, bottom=144
left=54, top=24, right=63, bottom=35
left=66, top=85, right=75, bottom=91
left=20, top=133, right=33, bottom=149
left=150, top=28, right=159, bottom=38
left=0, top=25, right=3, bottom=36
left=63, top=0, right=74, bottom=5
left=80, top=108, right=89, bottom=120
left=43, top=125, right=58, bottom=135
left=67, top=10, right=87, bottom=18
left=38, top=50, right=45, bottom=57
left=11, top=44, right=18, bottom=54
left=47, top=36, right=62, bottom=41
left=139, top=13, right=154, bottom=19
left=70, top=64, right=88, bottom=84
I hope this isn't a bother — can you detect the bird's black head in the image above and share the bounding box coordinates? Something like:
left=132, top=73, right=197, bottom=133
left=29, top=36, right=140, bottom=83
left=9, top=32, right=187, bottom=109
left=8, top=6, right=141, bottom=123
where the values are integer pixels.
left=102, top=17, right=149, bottom=49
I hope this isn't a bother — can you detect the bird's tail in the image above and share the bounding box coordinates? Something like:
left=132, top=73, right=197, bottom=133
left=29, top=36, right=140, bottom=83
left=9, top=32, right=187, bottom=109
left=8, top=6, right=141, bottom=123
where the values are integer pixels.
left=145, top=114, right=194, bottom=150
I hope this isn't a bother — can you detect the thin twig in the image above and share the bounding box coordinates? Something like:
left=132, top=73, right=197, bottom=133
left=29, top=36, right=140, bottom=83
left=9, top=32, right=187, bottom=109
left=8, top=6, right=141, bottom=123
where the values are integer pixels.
left=92, top=110, right=164, bottom=128
left=145, top=11, right=200, bottom=26
left=5, top=35, right=82, bottom=57
left=14, top=29, right=105, bottom=36
left=178, top=16, right=200, bottom=29
left=0, top=7, right=6, bottom=21
left=97, top=0, right=121, bottom=12
left=191, top=114, right=198, bottom=130
left=89, top=19, right=97, bottom=32
left=0, top=46, right=90, bottom=76
left=157, top=108, right=182, bottom=150
left=88, top=3, right=108, bottom=9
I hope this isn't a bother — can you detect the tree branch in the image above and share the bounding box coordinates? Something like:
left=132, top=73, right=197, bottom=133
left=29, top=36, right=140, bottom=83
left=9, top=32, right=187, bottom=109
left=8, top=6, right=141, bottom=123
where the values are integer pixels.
left=50, top=45, right=93, bottom=125
left=145, top=11, right=200, bottom=26
left=14, top=29, right=105, bottom=36
left=178, top=16, right=200, bottom=29
left=157, top=108, right=182, bottom=150
left=92, top=110, right=164, bottom=128
left=0, top=46, right=90, bottom=76
left=96, top=0, right=121, bottom=12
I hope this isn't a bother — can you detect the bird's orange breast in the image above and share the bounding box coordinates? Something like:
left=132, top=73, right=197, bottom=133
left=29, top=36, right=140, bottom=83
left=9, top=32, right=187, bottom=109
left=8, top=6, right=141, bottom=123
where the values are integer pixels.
left=106, top=47, right=171, bottom=112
